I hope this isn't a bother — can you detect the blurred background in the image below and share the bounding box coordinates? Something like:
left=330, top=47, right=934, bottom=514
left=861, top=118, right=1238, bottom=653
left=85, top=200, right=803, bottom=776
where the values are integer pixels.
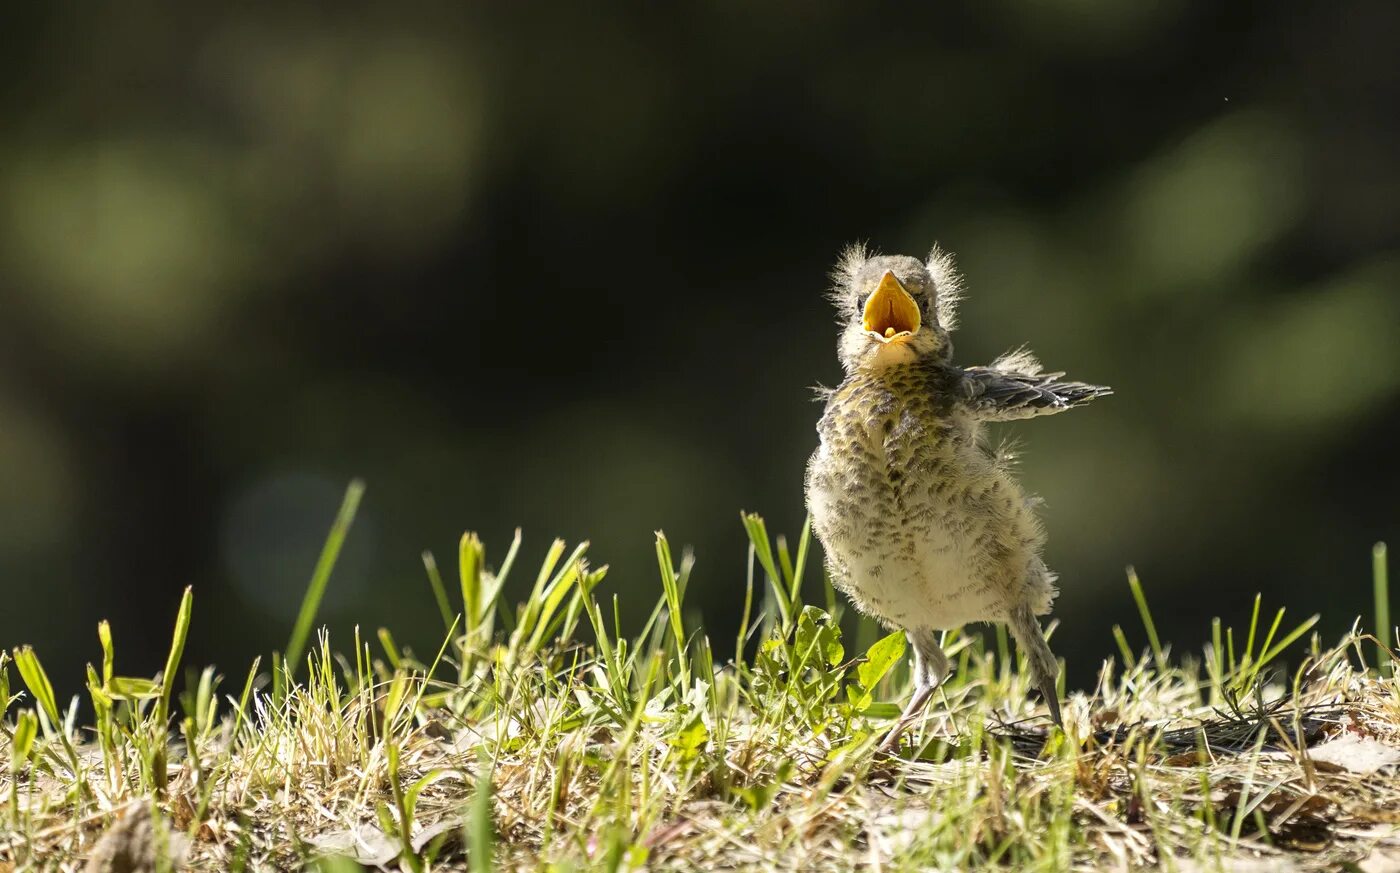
left=1, top=2, right=1397, bottom=696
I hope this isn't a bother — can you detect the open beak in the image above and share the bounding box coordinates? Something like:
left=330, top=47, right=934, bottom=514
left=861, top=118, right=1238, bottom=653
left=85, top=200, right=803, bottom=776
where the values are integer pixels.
left=862, top=271, right=922, bottom=342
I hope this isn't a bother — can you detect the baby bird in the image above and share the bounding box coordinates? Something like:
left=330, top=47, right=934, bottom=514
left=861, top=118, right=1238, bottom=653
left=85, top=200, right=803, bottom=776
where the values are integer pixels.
left=805, top=244, right=1110, bottom=750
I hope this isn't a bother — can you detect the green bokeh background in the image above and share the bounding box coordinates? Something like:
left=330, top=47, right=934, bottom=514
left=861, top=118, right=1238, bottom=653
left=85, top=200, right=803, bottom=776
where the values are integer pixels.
left=1, top=3, right=1397, bottom=694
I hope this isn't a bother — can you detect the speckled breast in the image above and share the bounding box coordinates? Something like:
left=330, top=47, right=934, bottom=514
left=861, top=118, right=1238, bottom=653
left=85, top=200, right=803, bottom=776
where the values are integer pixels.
left=806, top=364, right=1026, bottom=630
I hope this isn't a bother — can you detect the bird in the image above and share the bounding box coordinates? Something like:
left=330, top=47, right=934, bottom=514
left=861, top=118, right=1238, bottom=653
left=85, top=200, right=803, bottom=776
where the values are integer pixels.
left=804, top=243, right=1110, bottom=751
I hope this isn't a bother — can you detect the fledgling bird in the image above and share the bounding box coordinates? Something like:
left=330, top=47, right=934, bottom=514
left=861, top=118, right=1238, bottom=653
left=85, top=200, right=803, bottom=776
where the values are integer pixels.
left=805, top=244, right=1110, bottom=750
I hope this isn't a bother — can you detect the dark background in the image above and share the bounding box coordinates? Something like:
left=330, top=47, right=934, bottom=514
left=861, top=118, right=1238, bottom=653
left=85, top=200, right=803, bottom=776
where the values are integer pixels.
left=2, top=3, right=1397, bottom=696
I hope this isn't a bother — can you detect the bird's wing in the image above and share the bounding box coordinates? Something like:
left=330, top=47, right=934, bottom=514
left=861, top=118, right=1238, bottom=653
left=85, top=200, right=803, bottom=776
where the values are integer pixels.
left=955, top=365, right=1112, bottom=421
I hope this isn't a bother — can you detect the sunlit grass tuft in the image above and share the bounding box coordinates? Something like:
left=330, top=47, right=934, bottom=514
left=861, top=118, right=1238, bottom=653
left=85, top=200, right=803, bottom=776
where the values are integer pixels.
left=1, top=486, right=1397, bottom=870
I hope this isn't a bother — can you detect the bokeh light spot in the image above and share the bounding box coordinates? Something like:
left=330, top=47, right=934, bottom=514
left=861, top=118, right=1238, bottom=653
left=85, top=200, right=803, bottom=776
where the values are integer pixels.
left=1215, top=261, right=1400, bottom=431
left=1, top=142, right=248, bottom=368
left=220, top=472, right=375, bottom=621
left=1125, top=113, right=1305, bottom=290
left=0, top=398, right=76, bottom=556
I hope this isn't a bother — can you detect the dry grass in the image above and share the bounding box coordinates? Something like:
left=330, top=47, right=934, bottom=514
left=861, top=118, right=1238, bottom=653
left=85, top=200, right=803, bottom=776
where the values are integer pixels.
left=1, top=502, right=1397, bottom=872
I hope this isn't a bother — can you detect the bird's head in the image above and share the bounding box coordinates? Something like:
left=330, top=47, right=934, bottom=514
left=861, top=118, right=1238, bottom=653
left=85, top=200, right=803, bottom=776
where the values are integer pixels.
left=828, top=244, right=962, bottom=374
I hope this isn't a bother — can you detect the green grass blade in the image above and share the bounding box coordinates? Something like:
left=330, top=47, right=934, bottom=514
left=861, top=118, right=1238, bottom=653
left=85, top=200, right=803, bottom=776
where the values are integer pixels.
left=1127, top=567, right=1164, bottom=668
left=1256, top=608, right=1286, bottom=668
left=741, top=512, right=792, bottom=632
left=284, top=479, right=365, bottom=679
left=470, top=759, right=495, bottom=873
left=157, top=586, right=194, bottom=726
left=1112, top=625, right=1134, bottom=667
left=1243, top=593, right=1262, bottom=669
left=422, top=550, right=455, bottom=633
left=460, top=532, right=484, bottom=637
left=378, top=628, right=403, bottom=670
left=1255, top=614, right=1319, bottom=671
left=1376, top=542, right=1392, bottom=678
left=0, top=652, right=9, bottom=717
left=777, top=535, right=795, bottom=594
left=270, top=651, right=284, bottom=704
left=232, top=656, right=261, bottom=740
left=793, top=515, right=813, bottom=608
left=9, top=708, right=37, bottom=812
left=735, top=557, right=755, bottom=668
left=8, top=708, right=37, bottom=817
left=656, top=531, right=689, bottom=686
left=483, top=528, right=523, bottom=613
left=97, top=620, right=115, bottom=686
left=532, top=547, right=590, bottom=646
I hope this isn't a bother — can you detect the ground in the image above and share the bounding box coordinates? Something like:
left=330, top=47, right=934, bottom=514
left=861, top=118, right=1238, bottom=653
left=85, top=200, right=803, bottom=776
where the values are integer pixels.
left=1, top=509, right=1397, bottom=872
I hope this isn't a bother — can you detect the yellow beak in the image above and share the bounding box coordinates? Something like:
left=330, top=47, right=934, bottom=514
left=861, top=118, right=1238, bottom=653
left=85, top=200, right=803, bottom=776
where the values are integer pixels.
left=862, top=271, right=921, bottom=341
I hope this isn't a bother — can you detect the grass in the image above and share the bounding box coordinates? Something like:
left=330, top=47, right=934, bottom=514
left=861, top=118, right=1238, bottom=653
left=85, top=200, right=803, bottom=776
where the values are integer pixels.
left=1, top=484, right=1398, bottom=871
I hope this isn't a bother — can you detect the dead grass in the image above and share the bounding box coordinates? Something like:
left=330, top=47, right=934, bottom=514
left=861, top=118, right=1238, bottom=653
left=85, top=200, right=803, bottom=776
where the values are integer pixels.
left=1, top=502, right=1396, bottom=872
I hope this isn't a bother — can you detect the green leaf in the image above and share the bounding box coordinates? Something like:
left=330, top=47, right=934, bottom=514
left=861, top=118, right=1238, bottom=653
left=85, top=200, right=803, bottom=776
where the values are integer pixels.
left=858, top=632, right=906, bottom=689
left=826, top=733, right=869, bottom=762
left=848, top=631, right=907, bottom=713
left=668, top=712, right=709, bottom=759
left=794, top=606, right=822, bottom=655
left=823, top=627, right=845, bottom=668
left=86, top=665, right=112, bottom=710
left=97, top=620, right=115, bottom=685
left=375, top=802, right=398, bottom=840
left=735, top=760, right=793, bottom=812
left=0, top=652, right=10, bottom=717
left=12, top=646, right=59, bottom=726
left=11, top=710, right=38, bottom=767
left=109, top=677, right=162, bottom=700
left=863, top=702, right=903, bottom=720
left=795, top=606, right=843, bottom=669
left=404, top=768, right=452, bottom=824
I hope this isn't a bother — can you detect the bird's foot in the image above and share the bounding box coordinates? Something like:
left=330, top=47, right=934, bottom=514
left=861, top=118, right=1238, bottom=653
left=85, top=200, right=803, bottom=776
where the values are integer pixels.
left=1037, top=676, right=1063, bottom=730
left=875, top=685, right=937, bottom=755
left=875, top=721, right=911, bottom=755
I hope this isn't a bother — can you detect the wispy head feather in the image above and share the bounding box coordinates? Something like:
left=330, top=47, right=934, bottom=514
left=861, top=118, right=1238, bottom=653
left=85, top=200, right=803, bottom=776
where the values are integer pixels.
left=925, top=243, right=964, bottom=332
left=827, top=241, right=872, bottom=316
left=835, top=241, right=870, bottom=286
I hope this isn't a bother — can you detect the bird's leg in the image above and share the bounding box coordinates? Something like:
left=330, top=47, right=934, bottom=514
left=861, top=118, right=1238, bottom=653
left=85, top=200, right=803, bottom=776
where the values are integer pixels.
left=877, top=630, right=949, bottom=753
left=1008, top=604, right=1063, bottom=728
